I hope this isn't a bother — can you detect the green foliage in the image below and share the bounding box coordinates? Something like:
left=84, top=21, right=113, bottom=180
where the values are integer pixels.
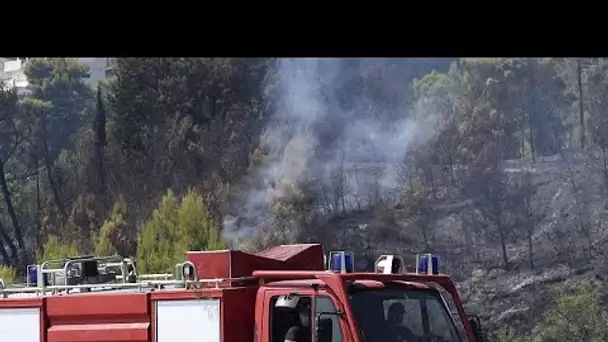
left=400, top=170, right=434, bottom=248
left=24, top=58, right=93, bottom=140
left=497, top=327, right=531, bottom=342
left=412, top=70, right=451, bottom=101
left=93, top=223, right=117, bottom=257
left=0, top=265, right=15, bottom=285
left=106, top=57, right=270, bottom=205
left=178, top=190, right=226, bottom=251
left=136, top=188, right=225, bottom=274
left=137, top=189, right=178, bottom=274
left=37, top=235, right=79, bottom=263
left=19, top=96, right=54, bottom=123
left=24, top=58, right=91, bottom=100
left=93, top=204, right=120, bottom=257
left=65, top=193, right=98, bottom=252
left=93, top=198, right=133, bottom=257
left=0, top=86, right=29, bottom=260
left=533, top=281, right=608, bottom=341
left=0, top=88, right=23, bottom=162
left=13, top=59, right=95, bottom=251
left=584, top=59, right=608, bottom=150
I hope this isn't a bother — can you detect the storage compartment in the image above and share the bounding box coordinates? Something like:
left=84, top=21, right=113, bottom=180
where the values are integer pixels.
left=186, top=243, right=324, bottom=280
left=46, top=293, right=150, bottom=342
left=156, top=299, right=221, bottom=342
left=0, top=307, right=41, bottom=342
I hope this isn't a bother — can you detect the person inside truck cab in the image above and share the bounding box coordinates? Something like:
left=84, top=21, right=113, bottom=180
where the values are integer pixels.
left=386, top=302, right=417, bottom=341
left=284, top=299, right=311, bottom=342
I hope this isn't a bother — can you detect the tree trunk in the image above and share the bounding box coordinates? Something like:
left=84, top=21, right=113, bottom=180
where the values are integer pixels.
left=0, top=162, right=25, bottom=253
left=446, top=146, right=456, bottom=187
left=40, top=114, right=66, bottom=219
left=425, top=165, right=437, bottom=200
left=0, top=241, right=10, bottom=266
left=602, top=144, right=608, bottom=190
left=421, top=221, right=431, bottom=250
left=497, top=220, right=510, bottom=269
left=94, top=85, right=107, bottom=196
left=35, top=170, right=42, bottom=253
left=526, top=69, right=537, bottom=163
left=353, top=163, right=361, bottom=210
left=577, top=59, right=586, bottom=149
left=524, top=196, right=535, bottom=269
left=528, top=108, right=537, bottom=163
left=528, top=228, right=534, bottom=269
left=96, top=143, right=106, bottom=194
left=0, top=220, right=16, bottom=265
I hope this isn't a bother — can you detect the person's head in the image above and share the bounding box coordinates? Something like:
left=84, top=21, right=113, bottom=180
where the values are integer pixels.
left=298, top=300, right=311, bottom=327
left=387, top=303, right=405, bottom=325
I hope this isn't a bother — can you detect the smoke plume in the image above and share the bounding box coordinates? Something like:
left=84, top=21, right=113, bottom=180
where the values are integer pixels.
left=223, top=58, right=447, bottom=242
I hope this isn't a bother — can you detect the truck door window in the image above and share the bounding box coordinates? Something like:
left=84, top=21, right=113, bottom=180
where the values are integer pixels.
left=315, top=296, right=343, bottom=342
left=270, top=295, right=313, bottom=342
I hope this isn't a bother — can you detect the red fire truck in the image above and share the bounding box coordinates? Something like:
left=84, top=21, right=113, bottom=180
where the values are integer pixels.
left=0, top=243, right=484, bottom=342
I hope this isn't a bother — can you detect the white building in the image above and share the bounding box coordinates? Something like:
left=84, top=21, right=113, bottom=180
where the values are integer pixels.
left=0, top=57, right=114, bottom=94
left=76, top=58, right=114, bottom=86
left=0, top=58, right=30, bottom=95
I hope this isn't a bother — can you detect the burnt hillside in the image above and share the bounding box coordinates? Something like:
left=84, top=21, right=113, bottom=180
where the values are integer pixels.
left=313, top=151, right=608, bottom=339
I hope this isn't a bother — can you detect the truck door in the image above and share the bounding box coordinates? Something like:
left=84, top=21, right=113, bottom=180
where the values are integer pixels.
left=263, top=290, right=315, bottom=342
left=262, top=290, right=348, bottom=342
left=314, top=294, right=347, bottom=342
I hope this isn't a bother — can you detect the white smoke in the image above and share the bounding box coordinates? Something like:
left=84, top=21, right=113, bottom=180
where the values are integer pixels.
left=222, top=58, right=447, bottom=242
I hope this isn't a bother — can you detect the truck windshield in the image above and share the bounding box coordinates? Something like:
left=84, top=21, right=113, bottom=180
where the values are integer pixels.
left=349, top=288, right=462, bottom=342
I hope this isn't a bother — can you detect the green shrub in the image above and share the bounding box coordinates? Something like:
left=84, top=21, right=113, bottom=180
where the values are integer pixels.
left=136, top=188, right=226, bottom=274
left=37, top=235, right=80, bottom=263
left=0, top=265, right=15, bottom=285
left=533, top=281, right=608, bottom=342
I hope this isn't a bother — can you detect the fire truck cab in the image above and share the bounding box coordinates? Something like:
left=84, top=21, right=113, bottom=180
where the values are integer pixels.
left=0, top=244, right=483, bottom=342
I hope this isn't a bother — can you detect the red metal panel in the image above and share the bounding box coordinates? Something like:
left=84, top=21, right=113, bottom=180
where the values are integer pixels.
left=221, top=287, right=257, bottom=342
left=187, top=250, right=284, bottom=280
left=150, top=298, right=157, bottom=342
left=0, top=297, right=43, bottom=308
left=187, top=251, right=232, bottom=279
left=186, top=244, right=324, bottom=281
left=231, top=251, right=285, bottom=277
left=46, top=293, right=150, bottom=342
left=255, top=244, right=324, bottom=270
left=47, top=323, right=149, bottom=342
left=0, top=297, right=46, bottom=342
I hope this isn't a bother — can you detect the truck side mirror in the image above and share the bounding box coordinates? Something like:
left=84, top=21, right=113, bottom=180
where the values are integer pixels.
left=468, top=315, right=484, bottom=342
left=315, top=316, right=333, bottom=342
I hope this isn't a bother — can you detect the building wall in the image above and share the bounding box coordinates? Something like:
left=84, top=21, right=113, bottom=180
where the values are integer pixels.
left=76, top=58, right=112, bottom=86
left=1, top=58, right=30, bottom=95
